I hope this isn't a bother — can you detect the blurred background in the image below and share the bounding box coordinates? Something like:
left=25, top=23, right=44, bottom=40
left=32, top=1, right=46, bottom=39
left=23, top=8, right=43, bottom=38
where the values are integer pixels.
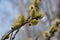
left=0, top=0, right=60, bottom=40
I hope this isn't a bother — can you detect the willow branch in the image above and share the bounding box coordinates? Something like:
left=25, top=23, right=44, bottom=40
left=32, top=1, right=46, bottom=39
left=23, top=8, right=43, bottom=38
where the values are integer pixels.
left=1, top=0, right=42, bottom=40
left=44, top=20, right=60, bottom=40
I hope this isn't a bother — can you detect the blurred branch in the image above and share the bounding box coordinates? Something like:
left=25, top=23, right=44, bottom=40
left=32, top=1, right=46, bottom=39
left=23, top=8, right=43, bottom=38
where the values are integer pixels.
left=47, top=0, right=55, bottom=26
left=43, top=20, right=60, bottom=40
left=43, top=0, right=52, bottom=26
left=20, top=0, right=25, bottom=14
left=25, top=24, right=31, bottom=40
left=45, top=12, right=51, bottom=26
left=48, top=0, right=55, bottom=19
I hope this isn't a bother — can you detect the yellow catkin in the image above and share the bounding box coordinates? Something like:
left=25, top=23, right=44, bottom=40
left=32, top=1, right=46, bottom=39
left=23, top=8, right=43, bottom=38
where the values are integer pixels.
left=43, top=31, right=51, bottom=39
left=48, top=19, right=60, bottom=33
left=28, top=38, right=32, bottom=40
left=29, top=19, right=39, bottom=26
left=12, top=14, right=27, bottom=30
left=36, top=12, right=44, bottom=19
left=32, top=0, right=41, bottom=6
left=29, top=4, right=35, bottom=10
left=29, top=8, right=37, bottom=19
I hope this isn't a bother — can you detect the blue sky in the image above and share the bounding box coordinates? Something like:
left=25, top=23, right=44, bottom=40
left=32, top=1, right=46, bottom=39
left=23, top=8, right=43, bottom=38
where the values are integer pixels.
left=0, top=0, right=20, bottom=39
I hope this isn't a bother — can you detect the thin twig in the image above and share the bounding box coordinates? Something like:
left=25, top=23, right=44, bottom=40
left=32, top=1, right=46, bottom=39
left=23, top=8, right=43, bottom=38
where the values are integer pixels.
left=10, top=32, right=13, bottom=40
left=1, top=30, right=13, bottom=40
left=11, top=29, right=19, bottom=40
left=10, top=16, right=31, bottom=40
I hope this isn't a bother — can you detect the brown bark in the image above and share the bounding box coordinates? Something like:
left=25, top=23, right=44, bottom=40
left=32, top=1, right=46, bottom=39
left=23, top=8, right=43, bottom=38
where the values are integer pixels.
left=57, top=0, right=60, bottom=40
